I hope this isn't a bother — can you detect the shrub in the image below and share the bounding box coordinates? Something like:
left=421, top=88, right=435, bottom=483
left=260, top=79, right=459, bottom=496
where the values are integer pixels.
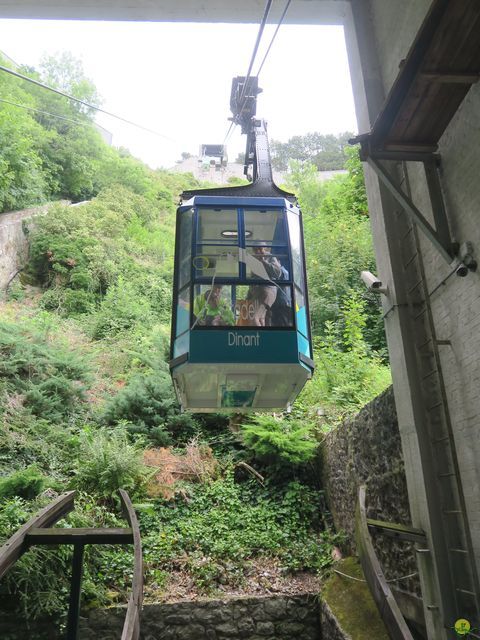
left=0, top=466, right=47, bottom=500
left=240, top=414, right=318, bottom=469
left=138, top=473, right=334, bottom=594
left=0, top=319, right=91, bottom=421
left=91, top=278, right=153, bottom=339
left=74, top=428, right=147, bottom=501
left=102, top=370, right=199, bottom=445
left=40, top=287, right=97, bottom=315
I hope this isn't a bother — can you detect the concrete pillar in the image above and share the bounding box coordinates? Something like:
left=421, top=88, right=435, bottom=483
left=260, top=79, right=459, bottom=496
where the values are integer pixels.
left=343, top=2, right=449, bottom=637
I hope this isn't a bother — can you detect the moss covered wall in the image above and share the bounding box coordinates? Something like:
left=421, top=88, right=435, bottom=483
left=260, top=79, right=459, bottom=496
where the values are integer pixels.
left=322, top=386, right=420, bottom=597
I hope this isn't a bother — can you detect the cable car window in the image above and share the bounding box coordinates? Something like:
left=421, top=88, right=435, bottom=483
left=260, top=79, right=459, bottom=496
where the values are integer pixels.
left=175, top=286, right=191, bottom=337
left=245, top=246, right=290, bottom=281
left=173, top=332, right=189, bottom=359
left=198, top=208, right=238, bottom=243
left=178, top=208, right=193, bottom=289
left=194, top=246, right=239, bottom=278
left=294, top=286, right=309, bottom=338
left=235, top=283, right=294, bottom=328
left=193, top=284, right=235, bottom=327
left=243, top=209, right=286, bottom=245
left=287, top=211, right=305, bottom=295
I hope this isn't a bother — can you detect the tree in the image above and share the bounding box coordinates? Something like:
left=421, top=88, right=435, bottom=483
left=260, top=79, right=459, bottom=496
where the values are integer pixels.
left=271, top=131, right=354, bottom=172
left=39, top=52, right=101, bottom=112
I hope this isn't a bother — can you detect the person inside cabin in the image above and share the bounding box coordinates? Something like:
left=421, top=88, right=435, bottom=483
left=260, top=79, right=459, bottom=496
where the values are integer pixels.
left=247, top=244, right=292, bottom=327
left=193, top=284, right=234, bottom=326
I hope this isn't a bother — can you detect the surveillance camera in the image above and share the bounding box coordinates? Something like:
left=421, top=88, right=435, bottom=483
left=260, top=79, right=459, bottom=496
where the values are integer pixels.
left=455, top=263, right=469, bottom=278
left=360, top=271, right=388, bottom=294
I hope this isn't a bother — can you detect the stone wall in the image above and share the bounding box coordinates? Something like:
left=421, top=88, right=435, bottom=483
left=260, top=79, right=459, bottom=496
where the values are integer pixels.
left=0, top=208, right=34, bottom=294
left=78, top=594, right=320, bottom=640
left=0, top=202, right=68, bottom=294
left=322, top=386, right=420, bottom=597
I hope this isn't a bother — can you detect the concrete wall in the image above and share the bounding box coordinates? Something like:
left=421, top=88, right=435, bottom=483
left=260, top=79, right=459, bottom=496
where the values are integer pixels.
left=343, top=2, right=480, bottom=636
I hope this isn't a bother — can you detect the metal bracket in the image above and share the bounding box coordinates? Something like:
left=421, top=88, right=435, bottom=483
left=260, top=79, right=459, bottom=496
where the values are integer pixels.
left=367, top=518, right=427, bottom=544
left=366, top=155, right=457, bottom=265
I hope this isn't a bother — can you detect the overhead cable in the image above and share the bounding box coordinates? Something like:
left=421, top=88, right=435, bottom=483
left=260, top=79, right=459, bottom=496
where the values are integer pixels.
left=256, top=0, right=292, bottom=76
left=0, top=97, right=87, bottom=126
left=0, top=64, right=175, bottom=141
left=223, top=0, right=273, bottom=144
left=239, top=0, right=273, bottom=105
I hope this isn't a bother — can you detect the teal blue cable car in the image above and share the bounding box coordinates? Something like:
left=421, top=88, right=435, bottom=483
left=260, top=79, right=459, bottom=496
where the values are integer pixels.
left=169, top=78, right=314, bottom=412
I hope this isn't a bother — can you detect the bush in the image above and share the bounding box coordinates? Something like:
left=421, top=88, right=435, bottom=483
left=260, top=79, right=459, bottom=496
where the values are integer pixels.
left=0, top=319, right=91, bottom=422
left=240, top=414, right=318, bottom=469
left=40, top=287, right=97, bottom=315
left=74, top=428, right=147, bottom=501
left=0, top=465, right=47, bottom=500
left=102, top=370, right=199, bottom=445
left=91, top=278, right=153, bottom=339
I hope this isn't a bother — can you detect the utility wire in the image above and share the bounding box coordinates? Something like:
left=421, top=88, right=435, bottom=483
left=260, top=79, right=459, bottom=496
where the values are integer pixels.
left=0, top=97, right=87, bottom=126
left=256, top=0, right=292, bottom=76
left=0, top=64, right=176, bottom=141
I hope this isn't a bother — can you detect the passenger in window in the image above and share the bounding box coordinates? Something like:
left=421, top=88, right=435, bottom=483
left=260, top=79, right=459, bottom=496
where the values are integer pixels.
left=249, top=245, right=292, bottom=327
left=193, top=285, right=234, bottom=326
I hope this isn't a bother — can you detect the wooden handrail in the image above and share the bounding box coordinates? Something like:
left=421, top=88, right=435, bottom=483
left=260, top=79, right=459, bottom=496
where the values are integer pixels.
left=0, top=490, right=76, bottom=579
left=0, top=489, right=143, bottom=640
left=119, top=489, right=143, bottom=640
left=355, top=485, right=415, bottom=640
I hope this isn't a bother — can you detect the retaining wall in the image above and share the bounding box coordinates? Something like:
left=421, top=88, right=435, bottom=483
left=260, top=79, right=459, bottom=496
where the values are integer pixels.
left=322, top=386, right=420, bottom=597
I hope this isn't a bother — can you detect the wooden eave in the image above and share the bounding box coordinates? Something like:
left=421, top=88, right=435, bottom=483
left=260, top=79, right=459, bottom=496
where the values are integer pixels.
left=352, top=0, right=480, bottom=154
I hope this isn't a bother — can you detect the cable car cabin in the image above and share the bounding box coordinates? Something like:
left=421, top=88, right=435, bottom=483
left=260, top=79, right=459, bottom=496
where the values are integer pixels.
left=170, top=194, right=314, bottom=412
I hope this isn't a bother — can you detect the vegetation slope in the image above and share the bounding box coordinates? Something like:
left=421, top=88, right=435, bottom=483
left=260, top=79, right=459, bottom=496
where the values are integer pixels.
left=0, top=51, right=390, bottom=634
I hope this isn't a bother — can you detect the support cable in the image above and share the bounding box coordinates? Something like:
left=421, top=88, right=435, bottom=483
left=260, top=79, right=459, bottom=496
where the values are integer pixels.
left=225, top=0, right=291, bottom=144
left=0, top=97, right=87, bottom=126
left=0, top=64, right=175, bottom=141
left=238, top=0, right=273, bottom=105
left=255, top=0, right=292, bottom=76
left=221, top=0, right=274, bottom=143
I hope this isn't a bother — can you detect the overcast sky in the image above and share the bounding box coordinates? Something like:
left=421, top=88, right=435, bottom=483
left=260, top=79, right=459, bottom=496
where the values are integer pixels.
left=0, top=19, right=358, bottom=169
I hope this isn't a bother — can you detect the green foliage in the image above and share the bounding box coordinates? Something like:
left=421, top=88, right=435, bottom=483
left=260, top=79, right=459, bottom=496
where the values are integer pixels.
left=0, top=51, right=200, bottom=212
left=0, top=409, right=82, bottom=477
left=139, top=473, right=336, bottom=593
left=91, top=278, right=154, bottom=339
left=102, top=369, right=198, bottom=445
left=271, top=131, right=353, bottom=171
left=74, top=428, right=147, bottom=501
left=298, top=294, right=391, bottom=424
left=0, top=318, right=91, bottom=421
left=0, top=465, right=48, bottom=500
left=286, top=151, right=386, bottom=356
left=240, top=414, right=318, bottom=467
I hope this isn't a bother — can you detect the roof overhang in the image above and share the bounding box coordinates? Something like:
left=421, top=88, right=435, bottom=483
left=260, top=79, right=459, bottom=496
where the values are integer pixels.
left=0, top=0, right=350, bottom=25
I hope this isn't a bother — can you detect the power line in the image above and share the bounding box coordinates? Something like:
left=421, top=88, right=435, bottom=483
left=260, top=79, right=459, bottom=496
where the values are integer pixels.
left=256, top=0, right=292, bottom=76
left=0, top=64, right=176, bottom=142
left=0, top=97, right=87, bottom=126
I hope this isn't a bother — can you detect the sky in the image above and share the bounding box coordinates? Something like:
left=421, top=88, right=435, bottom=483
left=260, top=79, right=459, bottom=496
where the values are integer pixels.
left=0, top=19, right=358, bottom=169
